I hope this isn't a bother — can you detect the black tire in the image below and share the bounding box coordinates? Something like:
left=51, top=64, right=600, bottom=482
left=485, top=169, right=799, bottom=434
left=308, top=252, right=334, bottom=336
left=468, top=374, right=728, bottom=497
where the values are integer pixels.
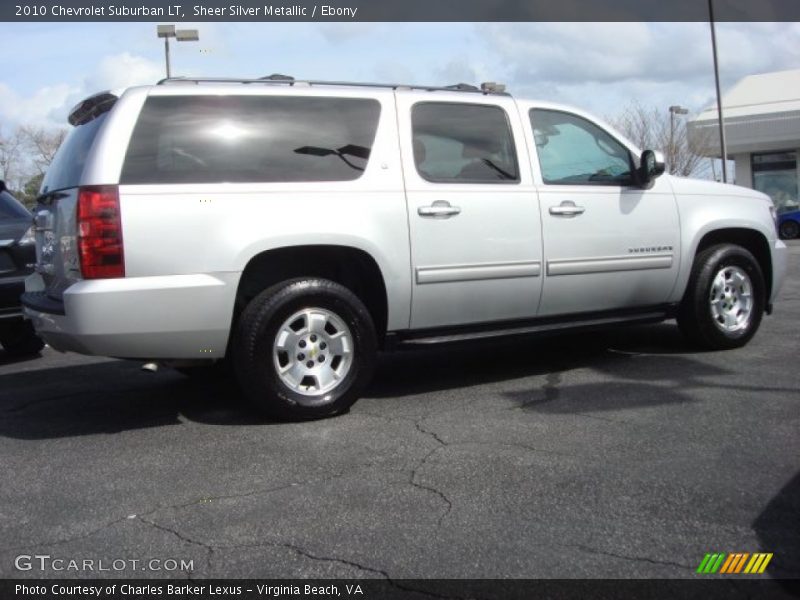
left=779, top=219, right=799, bottom=240
left=232, top=278, right=377, bottom=420
left=677, top=244, right=765, bottom=350
left=0, top=321, right=45, bottom=357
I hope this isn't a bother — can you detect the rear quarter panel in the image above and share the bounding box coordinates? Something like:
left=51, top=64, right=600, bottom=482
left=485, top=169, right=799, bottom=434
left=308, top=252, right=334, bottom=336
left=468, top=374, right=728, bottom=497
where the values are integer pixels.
left=113, top=88, right=411, bottom=331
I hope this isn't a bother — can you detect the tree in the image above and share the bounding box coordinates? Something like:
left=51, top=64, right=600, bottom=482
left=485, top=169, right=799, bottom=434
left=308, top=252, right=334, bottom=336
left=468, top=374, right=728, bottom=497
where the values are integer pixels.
left=0, top=126, right=26, bottom=189
left=610, top=102, right=714, bottom=178
left=19, top=173, right=44, bottom=209
left=20, top=126, right=67, bottom=175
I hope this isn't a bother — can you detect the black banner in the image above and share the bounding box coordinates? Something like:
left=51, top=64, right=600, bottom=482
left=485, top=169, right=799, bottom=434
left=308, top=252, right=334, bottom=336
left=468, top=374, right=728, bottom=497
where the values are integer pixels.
left=3, top=0, right=800, bottom=22
left=3, top=579, right=800, bottom=600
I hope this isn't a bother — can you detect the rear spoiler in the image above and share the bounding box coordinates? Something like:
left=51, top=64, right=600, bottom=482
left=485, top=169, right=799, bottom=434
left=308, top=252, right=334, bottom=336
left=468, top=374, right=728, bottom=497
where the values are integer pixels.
left=68, top=91, right=118, bottom=126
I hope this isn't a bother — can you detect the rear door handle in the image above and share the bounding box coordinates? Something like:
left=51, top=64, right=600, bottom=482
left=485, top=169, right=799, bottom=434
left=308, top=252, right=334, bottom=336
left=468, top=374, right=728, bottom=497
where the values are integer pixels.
left=418, top=200, right=461, bottom=218
left=549, top=201, right=585, bottom=217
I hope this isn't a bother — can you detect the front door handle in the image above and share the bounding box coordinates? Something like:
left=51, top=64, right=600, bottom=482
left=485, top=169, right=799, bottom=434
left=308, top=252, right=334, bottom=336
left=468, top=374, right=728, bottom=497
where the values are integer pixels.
left=418, top=200, right=461, bottom=218
left=549, top=201, right=585, bottom=217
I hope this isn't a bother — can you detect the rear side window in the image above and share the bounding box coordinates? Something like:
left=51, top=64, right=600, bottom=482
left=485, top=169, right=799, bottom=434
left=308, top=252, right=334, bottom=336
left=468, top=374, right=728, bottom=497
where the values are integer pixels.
left=41, top=113, right=108, bottom=194
left=121, top=96, right=381, bottom=184
left=411, top=102, right=519, bottom=184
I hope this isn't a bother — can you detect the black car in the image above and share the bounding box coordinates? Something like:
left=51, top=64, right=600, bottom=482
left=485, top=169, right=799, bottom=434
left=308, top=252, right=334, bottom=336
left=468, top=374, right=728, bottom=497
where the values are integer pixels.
left=0, top=181, right=44, bottom=356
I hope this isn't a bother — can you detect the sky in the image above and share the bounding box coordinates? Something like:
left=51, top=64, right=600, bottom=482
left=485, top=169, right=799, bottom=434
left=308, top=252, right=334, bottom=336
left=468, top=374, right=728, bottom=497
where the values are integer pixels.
left=0, top=21, right=798, bottom=130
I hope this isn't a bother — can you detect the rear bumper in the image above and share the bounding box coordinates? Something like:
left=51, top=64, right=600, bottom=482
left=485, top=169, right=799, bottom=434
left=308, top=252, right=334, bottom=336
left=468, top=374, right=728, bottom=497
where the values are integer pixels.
left=22, top=272, right=238, bottom=359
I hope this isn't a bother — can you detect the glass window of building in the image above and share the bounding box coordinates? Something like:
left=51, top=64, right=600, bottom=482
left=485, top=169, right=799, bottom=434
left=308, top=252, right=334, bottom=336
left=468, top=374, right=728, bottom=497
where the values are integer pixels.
left=752, top=151, right=798, bottom=213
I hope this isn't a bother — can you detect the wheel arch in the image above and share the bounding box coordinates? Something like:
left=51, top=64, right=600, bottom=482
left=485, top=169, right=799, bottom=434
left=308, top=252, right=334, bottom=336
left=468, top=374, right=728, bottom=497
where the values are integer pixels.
left=233, top=245, right=389, bottom=346
left=689, top=227, right=773, bottom=303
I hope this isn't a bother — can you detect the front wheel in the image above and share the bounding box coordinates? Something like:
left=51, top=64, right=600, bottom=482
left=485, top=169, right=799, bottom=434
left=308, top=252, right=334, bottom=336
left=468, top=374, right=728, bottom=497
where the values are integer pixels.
left=232, top=278, right=377, bottom=420
left=677, top=244, right=765, bottom=350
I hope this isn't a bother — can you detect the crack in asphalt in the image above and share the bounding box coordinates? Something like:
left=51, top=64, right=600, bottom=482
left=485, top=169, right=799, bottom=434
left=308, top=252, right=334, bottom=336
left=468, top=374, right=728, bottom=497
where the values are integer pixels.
left=135, top=470, right=353, bottom=518
left=566, top=542, right=693, bottom=570
left=136, top=516, right=213, bottom=580
left=408, top=447, right=453, bottom=527
left=0, top=390, right=102, bottom=415
left=0, top=516, right=129, bottom=555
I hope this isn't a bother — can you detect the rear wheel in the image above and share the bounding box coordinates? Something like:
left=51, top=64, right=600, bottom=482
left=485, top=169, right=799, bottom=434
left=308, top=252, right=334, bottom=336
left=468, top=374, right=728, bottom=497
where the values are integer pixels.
left=0, top=321, right=45, bottom=357
left=677, top=244, right=765, bottom=350
left=779, top=219, right=799, bottom=240
left=232, top=278, right=377, bottom=420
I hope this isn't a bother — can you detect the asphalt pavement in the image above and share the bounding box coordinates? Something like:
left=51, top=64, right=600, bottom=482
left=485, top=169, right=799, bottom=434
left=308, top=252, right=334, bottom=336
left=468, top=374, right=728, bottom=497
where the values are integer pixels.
left=0, top=242, right=798, bottom=584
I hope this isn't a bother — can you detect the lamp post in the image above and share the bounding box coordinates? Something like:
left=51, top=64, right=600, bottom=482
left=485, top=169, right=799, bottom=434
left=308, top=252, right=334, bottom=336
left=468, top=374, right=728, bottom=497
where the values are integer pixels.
left=708, top=0, right=728, bottom=182
left=157, top=25, right=199, bottom=78
left=669, top=105, right=689, bottom=174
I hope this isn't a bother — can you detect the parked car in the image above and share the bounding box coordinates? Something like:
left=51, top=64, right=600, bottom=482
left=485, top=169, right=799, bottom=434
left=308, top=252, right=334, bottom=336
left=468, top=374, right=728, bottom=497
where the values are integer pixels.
left=22, top=78, right=787, bottom=419
left=778, top=208, right=800, bottom=239
left=0, top=181, right=44, bottom=356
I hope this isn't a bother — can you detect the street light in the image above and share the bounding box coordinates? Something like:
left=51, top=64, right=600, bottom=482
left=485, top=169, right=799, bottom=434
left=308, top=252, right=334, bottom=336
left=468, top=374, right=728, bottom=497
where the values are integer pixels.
left=157, top=24, right=199, bottom=78
left=708, top=0, right=728, bottom=182
left=669, top=105, right=689, bottom=174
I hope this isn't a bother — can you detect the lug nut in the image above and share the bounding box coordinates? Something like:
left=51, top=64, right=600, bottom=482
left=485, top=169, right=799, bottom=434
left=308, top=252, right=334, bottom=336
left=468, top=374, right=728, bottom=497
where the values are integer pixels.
left=320, top=342, right=327, bottom=350
left=297, top=353, right=305, bottom=361
left=318, top=355, right=325, bottom=363
left=299, top=340, right=306, bottom=348
left=306, top=361, right=314, bottom=369
left=310, top=334, right=317, bottom=342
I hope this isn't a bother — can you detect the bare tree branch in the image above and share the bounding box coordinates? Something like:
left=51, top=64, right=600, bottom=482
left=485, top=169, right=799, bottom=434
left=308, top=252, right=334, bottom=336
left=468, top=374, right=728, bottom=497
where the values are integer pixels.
left=610, top=102, right=714, bottom=178
left=20, top=126, right=67, bottom=175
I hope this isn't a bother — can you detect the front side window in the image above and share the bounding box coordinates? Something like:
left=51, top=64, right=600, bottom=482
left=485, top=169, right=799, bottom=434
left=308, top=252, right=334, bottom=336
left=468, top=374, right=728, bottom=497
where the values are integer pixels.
left=411, top=103, right=519, bottom=184
left=121, top=96, right=381, bottom=184
left=530, top=109, right=633, bottom=185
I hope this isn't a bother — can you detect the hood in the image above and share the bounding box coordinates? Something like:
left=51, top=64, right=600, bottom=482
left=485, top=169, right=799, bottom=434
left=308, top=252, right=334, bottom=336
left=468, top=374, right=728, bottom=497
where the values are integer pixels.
left=667, top=175, right=771, bottom=203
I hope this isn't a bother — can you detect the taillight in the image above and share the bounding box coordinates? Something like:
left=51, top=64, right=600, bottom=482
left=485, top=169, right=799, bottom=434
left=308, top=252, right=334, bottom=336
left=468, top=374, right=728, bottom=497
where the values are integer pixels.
left=77, top=185, right=124, bottom=279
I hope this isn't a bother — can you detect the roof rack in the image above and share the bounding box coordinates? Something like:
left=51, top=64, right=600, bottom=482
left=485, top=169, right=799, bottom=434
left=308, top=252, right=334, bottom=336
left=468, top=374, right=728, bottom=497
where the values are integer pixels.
left=156, top=77, right=509, bottom=95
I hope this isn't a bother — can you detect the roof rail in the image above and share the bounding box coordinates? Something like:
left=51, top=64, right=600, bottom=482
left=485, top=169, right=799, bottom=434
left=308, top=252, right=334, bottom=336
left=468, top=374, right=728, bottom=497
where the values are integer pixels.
left=156, top=77, right=509, bottom=95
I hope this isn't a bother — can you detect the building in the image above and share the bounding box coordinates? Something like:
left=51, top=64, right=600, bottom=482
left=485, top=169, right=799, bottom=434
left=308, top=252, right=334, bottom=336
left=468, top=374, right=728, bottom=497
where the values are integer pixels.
left=689, top=69, right=800, bottom=214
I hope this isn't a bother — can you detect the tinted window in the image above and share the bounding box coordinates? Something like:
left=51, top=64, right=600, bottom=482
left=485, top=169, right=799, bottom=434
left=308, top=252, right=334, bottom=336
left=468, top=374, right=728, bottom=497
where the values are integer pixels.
left=412, top=103, right=518, bottom=183
left=41, top=113, right=108, bottom=193
left=530, top=109, right=632, bottom=185
left=121, top=96, right=381, bottom=184
left=0, top=191, right=31, bottom=220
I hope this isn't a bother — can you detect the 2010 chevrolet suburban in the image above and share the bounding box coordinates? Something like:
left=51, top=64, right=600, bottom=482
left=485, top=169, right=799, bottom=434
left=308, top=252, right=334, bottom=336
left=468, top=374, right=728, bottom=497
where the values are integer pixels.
left=22, top=77, right=788, bottom=419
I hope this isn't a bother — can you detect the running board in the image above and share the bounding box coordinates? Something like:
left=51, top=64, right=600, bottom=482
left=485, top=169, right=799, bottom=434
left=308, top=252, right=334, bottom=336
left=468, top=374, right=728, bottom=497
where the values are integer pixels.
left=393, top=309, right=670, bottom=348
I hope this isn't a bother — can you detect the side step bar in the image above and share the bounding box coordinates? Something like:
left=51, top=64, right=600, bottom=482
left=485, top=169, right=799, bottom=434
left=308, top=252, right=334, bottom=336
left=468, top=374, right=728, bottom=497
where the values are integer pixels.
left=391, top=308, right=672, bottom=348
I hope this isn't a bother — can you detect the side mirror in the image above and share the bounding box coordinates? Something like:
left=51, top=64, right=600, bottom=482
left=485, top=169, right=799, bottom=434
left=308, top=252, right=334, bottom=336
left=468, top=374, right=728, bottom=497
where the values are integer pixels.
left=637, top=149, right=666, bottom=188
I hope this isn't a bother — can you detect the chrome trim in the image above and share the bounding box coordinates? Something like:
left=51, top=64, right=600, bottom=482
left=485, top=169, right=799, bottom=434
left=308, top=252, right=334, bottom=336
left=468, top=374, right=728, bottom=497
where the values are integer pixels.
left=416, top=261, right=541, bottom=284
left=547, top=254, right=673, bottom=276
left=0, top=239, right=14, bottom=247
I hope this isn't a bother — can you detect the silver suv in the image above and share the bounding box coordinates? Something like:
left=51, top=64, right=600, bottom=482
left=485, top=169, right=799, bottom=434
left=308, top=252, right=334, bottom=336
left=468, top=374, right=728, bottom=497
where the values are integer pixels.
left=23, top=78, right=788, bottom=419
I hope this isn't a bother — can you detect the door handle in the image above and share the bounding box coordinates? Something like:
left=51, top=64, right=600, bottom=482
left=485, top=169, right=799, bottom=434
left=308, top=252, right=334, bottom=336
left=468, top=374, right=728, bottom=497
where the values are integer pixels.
left=418, top=200, right=461, bottom=218
left=549, top=201, right=585, bottom=217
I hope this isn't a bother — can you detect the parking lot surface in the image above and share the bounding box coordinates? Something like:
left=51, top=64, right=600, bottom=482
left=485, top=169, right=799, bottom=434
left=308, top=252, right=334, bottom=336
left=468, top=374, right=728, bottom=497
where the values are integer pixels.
left=1, top=243, right=798, bottom=582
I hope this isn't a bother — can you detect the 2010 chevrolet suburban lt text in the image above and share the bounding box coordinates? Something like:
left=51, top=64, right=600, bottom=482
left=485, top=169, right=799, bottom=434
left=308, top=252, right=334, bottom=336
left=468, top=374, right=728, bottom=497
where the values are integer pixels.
left=21, top=77, right=788, bottom=420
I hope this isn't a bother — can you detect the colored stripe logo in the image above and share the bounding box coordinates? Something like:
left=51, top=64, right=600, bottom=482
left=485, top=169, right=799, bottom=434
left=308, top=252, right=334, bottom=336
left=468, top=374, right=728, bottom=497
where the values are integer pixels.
left=696, top=552, right=773, bottom=574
